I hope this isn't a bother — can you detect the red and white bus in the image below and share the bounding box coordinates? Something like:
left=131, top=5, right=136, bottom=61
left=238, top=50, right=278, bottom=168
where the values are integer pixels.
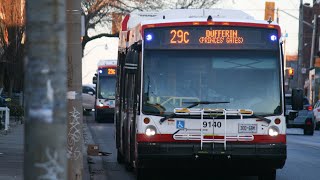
left=115, top=9, right=286, bottom=179
left=93, top=59, right=117, bottom=122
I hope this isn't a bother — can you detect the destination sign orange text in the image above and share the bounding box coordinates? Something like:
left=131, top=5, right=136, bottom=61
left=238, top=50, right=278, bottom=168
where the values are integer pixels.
left=108, top=68, right=116, bottom=75
left=169, top=29, right=244, bottom=44
left=199, top=30, right=244, bottom=44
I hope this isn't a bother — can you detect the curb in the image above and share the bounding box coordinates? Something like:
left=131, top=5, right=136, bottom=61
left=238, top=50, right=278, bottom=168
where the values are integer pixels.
left=82, top=116, right=107, bottom=180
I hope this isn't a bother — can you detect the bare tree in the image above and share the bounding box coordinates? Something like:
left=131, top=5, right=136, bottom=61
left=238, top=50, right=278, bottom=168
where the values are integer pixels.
left=0, top=0, right=25, bottom=96
left=81, top=0, right=219, bottom=51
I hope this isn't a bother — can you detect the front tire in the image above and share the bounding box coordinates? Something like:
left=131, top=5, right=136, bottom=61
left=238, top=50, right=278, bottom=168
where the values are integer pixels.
left=258, top=169, right=276, bottom=180
left=136, top=168, right=148, bottom=180
left=304, top=127, right=314, bottom=135
left=315, top=122, right=320, bottom=130
left=117, top=149, right=124, bottom=164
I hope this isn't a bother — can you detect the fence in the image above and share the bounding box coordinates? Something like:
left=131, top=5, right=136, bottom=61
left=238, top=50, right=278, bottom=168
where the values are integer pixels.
left=0, top=107, right=10, bottom=131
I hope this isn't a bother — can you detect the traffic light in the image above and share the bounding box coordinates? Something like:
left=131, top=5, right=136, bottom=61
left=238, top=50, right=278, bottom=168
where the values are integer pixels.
left=264, top=1, right=275, bottom=21
left=286, top=68, right=294, bottom=79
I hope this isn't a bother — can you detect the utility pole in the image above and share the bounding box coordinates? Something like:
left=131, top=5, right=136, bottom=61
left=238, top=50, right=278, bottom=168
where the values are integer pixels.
left=66, top=0, right=83, bottom=179
left=25, top=0, right=67, bottom=179
left=297, top=0, right=304, bottom=88
left=310, top=14, right=317, bottom=69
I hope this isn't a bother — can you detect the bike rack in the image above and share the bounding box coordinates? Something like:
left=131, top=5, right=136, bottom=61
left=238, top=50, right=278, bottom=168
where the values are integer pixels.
left=173, top=108, right=254, bottom=150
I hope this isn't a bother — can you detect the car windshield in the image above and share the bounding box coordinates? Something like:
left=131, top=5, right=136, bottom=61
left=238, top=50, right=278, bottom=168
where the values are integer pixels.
left=98, top=76, right=116, bottom=99
left=142, top=50, right=281, bottom=116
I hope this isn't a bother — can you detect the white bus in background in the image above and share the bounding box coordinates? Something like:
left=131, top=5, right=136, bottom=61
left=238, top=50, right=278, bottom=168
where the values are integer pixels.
left=93, top=59, right=117, bottom=123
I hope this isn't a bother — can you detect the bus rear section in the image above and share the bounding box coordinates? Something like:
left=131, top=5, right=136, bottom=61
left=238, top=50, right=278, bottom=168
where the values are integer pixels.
left=116, top=9, right=286, bottom=179
left=94, top=60, right=117, bottom=123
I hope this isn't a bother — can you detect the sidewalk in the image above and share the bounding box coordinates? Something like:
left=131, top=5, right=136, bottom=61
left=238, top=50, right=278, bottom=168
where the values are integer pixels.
left=0, top=123, right=23, bottom=180
left=0, top=119, right=94, bottom=180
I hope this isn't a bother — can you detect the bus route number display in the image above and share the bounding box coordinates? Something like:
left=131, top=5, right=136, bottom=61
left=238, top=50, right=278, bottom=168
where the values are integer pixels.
left=170, top=29, right=244, bottom=44
left=108, top=68, right=116, bottom=75
left=144, top=26, right=278, bottom=50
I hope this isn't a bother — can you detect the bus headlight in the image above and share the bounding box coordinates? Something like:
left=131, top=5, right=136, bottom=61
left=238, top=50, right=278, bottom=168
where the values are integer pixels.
left=268, top=126, right=279, bottom=136
left=145, top=126, right=156, bottom=136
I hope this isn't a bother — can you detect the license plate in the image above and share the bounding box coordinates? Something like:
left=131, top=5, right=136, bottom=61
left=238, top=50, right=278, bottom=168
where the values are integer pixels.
left=238, top=124, right=257, bottom=133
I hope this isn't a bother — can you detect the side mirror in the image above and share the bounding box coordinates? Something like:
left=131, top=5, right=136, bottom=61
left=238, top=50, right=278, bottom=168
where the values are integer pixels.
left=292, top=88, right=303, bottom=110
left=92, top=76, right=97, bottom=84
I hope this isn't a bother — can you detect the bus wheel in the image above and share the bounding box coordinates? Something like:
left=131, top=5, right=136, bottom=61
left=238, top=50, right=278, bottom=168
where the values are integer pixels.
left=258, top=169, right=276, bottom=180
left=304, top=127, right=314, bottom=136
left=136, top=168, right=148, bottom=180
left=94, top=111, right=101, bottom=123
left=116, top=149, right=124, bottom=164
left=125, top=163, right=133, bottom=172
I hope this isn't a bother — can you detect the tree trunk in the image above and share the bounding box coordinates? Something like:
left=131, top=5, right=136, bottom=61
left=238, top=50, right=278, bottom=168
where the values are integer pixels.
left=24, top=0, right=68, bottom=179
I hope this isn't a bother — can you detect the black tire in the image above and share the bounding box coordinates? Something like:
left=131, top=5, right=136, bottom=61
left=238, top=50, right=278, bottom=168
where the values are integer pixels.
left=117, top=149, right=124, bottom=164
left=95, top=111, right=103, bottom=123
left=304, top=127, right=314, bottom=135
left=258, top=169, right=276, bottom=180
left=125, top=162, right=133, bottom=172
left=136, top=168, right=148, bottom=180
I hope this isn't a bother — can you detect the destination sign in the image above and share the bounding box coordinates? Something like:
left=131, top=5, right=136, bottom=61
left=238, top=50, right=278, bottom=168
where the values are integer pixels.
left=144, top=26, right=279, bottom=50
left=99, top=68, right=116, bottom=76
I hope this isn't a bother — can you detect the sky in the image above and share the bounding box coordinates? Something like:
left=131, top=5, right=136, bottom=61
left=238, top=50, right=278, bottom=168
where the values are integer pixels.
left=214, top=0, right=313, bottom=55
left=82, top=0, right=314, bottom=84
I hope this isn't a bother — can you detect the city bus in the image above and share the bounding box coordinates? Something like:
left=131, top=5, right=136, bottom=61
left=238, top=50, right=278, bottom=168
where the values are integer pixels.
left=93, top=59, right=117, bottom=123
left=115, top=9, right=286, bottom=179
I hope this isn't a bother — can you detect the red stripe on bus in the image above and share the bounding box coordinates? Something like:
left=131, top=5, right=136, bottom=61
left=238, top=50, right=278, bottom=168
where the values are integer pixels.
left=98, top=66, right=116, bottom=69
left=122, top=14, right=130, bottom=31
left=95, top=106, right=110, bottom=109
left=136, top=134, right=286, bottom=143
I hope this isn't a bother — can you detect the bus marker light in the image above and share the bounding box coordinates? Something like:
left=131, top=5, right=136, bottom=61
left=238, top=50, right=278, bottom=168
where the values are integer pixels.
left=270, top=35, right=277, bottom=41
left=99, top=69, right=103, bottom=74
left=146, top=34, right=153, bottom=41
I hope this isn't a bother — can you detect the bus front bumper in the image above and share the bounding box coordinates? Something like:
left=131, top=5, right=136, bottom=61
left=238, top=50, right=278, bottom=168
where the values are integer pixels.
left=137, top=142, right=286, bottom=169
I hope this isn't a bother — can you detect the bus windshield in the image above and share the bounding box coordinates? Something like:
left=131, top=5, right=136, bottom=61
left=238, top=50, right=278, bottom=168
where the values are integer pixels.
left=142, top=50, right=281, bottom=116
left=98, top=76, right=116, bottom=99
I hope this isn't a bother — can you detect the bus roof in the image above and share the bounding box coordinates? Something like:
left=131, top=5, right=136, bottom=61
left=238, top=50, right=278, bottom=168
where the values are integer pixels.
left=97, top=59, right=117, bottom=67
left=124, top=9, right=279, bottom=30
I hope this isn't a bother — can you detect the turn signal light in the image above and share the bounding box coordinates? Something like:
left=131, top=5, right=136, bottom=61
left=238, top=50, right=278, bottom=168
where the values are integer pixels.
left=274, top=118, right=281, bottom=125
left=143, top=118, right=150, bottom=124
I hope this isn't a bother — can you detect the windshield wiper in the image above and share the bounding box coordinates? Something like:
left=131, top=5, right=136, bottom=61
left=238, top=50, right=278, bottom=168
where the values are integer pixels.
left=159, top=101, right=230, bottom=124
left=251, top=114, right=271, bottom=124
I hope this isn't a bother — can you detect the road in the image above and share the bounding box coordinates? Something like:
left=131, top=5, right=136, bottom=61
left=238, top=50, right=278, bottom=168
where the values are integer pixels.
left=85, top=112, right=320, bottom=180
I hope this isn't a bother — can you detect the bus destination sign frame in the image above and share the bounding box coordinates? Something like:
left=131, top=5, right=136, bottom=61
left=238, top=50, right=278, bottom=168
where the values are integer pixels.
left=144, top=26, right=279, bottom=50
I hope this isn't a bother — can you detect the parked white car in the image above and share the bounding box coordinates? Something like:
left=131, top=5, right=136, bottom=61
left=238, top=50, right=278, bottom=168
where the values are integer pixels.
left=82, top=84, right=96, bottom=111
left=313, top=100, right=320, bottom=130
